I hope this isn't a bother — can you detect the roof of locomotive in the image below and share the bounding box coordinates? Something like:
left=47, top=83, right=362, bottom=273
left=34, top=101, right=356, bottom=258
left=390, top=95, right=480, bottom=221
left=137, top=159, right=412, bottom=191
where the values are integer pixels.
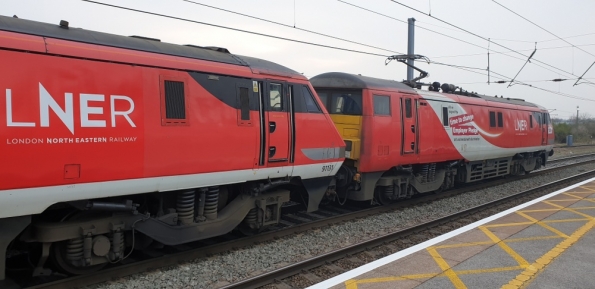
left=310, top=72, right=417, bottom=92
left=310, top=72, right=545, bottom=110
left=416, top=89, right=544, bottom=109
left=0, top=15, right=303, bottom=79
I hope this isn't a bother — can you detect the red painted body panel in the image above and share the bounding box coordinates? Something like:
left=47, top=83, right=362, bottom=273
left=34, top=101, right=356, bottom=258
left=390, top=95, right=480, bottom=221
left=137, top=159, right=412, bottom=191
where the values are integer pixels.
left=355, top=86, right=552, bottom=174
left=0, top=31, right=46, bottom=52
left=1, top=50, right=145, bottom=190
left=0, top=31, right=344, bottom=193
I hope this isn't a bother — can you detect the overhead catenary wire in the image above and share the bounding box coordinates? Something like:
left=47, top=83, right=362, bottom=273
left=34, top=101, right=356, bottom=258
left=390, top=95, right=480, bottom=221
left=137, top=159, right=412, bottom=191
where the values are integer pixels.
left=490, top=0, right=595, bottom=86
left=456, top=77, right=595, bottom=85
left=186, top=0, right=595, bottom=87
left=80, top=0, right=391, bottom=58
left=431, top=43, right=595, bottom=59
left=337, top=0, right=589, bottom=81
left=415, top=60, right=595, bottom=101
left=491, top=0, right=595, bottom=58
left=181, top=0, right=403, bottom=54
left=337, top=0, right=488, bottom=52
left=489, top=32, right=595, bottom=44
left=387, top=0, right=595, bottom=85
left=80, top=0, right=595, bottom=102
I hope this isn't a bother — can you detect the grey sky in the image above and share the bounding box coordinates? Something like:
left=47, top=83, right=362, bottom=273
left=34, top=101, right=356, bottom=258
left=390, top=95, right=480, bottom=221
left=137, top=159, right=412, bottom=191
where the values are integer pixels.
left=4, top=0, right=595, bottom=119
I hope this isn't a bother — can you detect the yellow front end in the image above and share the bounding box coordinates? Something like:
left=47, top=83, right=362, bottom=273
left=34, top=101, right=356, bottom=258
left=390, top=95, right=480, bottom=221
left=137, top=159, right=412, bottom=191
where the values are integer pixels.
left=329, top=114, right=362, bottom=165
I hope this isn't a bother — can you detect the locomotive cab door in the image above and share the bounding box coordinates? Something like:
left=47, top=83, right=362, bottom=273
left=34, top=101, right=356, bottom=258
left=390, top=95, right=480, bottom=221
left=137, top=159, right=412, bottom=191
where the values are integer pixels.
left=541, top=112, right=547, bottom=145
left=264, top=81, right=292, bottom=165
left=401, top=96, right=418, bottom=154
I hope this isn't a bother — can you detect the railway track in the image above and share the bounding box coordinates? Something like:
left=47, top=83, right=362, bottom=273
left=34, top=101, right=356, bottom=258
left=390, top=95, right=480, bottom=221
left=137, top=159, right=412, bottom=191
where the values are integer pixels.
left=14, top=155, right=595, bottom=289
left=548, top=152, right=595, bottom=163
left=223, top=169, right=595, bottom=289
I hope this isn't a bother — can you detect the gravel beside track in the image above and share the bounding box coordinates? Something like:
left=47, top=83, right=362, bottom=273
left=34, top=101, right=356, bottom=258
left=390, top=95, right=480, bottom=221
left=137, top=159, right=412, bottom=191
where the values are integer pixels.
left=550, top=145, right=595, bottom=159
left=84, top=161, right=595, bottom=289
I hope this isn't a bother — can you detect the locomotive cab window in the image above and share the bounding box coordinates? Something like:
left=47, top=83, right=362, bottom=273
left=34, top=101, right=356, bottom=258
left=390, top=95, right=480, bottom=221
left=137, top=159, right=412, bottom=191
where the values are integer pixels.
left=269, top=83, right=283, bottom=111
left=302, top=86, right=321, bottom=113
left=373, top=95, right=390, bottom=116
left=530, top=115, right=533, bottom=128
left=160, top=77, right=188, bottom=125
left=313, top=90, right=362, bottom=115
left=332, top=92, right=362, bottom=115
left=405, top=98, right=412, bottom=118
left=489, top=111, right=496, bottom=127
left=317, top=92, right=328, bottom=111
left=497, top=112, right=503, bottom=127
left=532, top=112, right=542, bottom=128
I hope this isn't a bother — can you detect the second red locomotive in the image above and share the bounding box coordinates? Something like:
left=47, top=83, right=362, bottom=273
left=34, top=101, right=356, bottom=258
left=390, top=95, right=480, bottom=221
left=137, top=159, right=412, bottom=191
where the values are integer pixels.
left=310, top=72, right=555, bottom=204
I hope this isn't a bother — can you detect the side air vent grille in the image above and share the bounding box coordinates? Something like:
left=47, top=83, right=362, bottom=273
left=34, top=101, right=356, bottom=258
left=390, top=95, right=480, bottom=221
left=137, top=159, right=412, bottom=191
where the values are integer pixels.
left=164, top=80, right=186, bottom=120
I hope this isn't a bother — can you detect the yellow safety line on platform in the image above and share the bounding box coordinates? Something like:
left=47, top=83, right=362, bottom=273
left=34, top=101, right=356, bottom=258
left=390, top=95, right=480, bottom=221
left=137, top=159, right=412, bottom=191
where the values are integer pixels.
left=433, top=234, right=564, bottom=250
left=339, top=192, right=595, bottom=289
left=515, top=211, right=569, bottom=238
left=504, top=235, right=562, bottom=243
left=343, top=266, right=526, bottom=288
left=485, top=221, right=534, bottom=227
left=427, top=247, right=467, bottom=288
left=564, top=192, right=595, bottom=204
left=503, top=216, right=595, bottom=289
left=562, top=192, right=588, bottom=198
left=520, top=207, right=595, bottom=212
left=484, top=217, right=590, bottom=227
left=479, top=226, right=530, bottom=267
left=343, top=273, right=438, bottom=289
left=455, top=266, right=523, bottom=275
left=434, top=241, right=493, bottom=249
left=542, top=201, right=595, bottom=219
left=546, top=198, right=586, bottom=202
left=579, top=186, right=595, bottom=192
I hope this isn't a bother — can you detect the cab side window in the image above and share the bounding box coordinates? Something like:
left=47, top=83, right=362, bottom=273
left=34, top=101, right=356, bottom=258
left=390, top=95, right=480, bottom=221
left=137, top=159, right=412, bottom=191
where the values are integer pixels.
left=373, top=95, right=390, bottom=116
left=269, top=83, right=283, bottom=111
left=301, top=86, right=321, bottom=113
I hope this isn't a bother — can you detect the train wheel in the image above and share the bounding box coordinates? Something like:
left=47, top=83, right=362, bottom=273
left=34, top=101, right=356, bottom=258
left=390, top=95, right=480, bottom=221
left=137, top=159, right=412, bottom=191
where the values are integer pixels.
left=375, top=187, right=394, bottom=205
left=49, top=211, right=110, bottom=275
left=51, top=240, right=107, bottom=275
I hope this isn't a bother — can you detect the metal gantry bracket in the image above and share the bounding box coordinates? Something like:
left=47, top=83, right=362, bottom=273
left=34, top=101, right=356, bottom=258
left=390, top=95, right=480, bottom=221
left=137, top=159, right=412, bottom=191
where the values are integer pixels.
left=508, top=42, right=537, bottom=88
left=573, top=60, right=595, bottom=86
left=386, top=54, right=430, bottom=87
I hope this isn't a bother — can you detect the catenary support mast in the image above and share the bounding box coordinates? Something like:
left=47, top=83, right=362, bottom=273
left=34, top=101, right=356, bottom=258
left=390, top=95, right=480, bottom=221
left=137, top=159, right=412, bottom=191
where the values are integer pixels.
left=407, top=17, right=415, bottom=82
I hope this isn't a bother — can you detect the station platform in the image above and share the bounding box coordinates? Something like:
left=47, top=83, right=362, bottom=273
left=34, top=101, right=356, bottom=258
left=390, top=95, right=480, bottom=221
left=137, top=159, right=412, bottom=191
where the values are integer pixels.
left=307, top=177, right=595, bottom=289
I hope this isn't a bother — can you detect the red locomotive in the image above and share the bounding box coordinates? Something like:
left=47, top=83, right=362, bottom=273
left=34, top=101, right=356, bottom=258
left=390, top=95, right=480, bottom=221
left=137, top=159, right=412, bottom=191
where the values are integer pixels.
left=310, top=72, right=555, bottom=204
left=0, top=15, right=557, bottom=285
left=0, top=15, right=344, bottom=281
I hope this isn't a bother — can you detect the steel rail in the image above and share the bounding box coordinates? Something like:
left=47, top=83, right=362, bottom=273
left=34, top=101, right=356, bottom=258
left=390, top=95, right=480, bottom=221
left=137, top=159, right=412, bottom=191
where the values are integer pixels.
left=548, top=152, right=595, bottom=163
left=220, top=169, right=595, bottom=289
left=19, top=159, right=595, bottom=289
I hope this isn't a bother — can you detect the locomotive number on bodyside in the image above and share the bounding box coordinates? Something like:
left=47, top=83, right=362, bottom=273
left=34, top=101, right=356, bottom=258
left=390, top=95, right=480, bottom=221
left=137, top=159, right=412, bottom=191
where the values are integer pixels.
left=322, top=164, right=335, bottom=172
